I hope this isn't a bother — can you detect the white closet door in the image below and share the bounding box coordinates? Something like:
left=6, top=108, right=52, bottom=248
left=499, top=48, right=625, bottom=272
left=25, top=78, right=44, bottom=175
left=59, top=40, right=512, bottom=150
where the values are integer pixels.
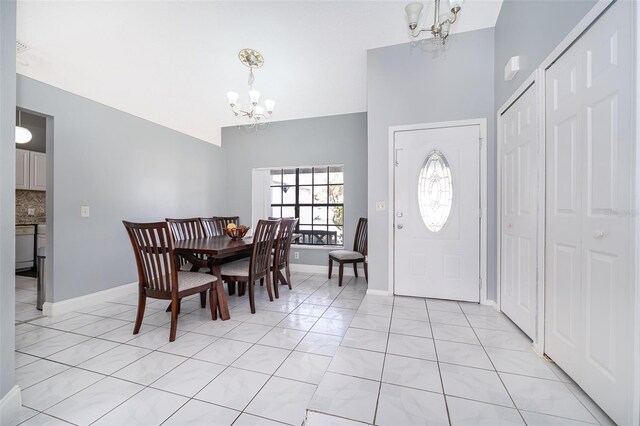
left=545, top=1, right=633, bottom=424
left=500, top=83, right=538, bottom=338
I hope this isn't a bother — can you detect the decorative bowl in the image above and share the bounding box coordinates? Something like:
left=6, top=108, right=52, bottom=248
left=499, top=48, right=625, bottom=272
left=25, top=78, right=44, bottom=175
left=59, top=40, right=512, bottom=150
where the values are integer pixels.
left=224, top=225, right=250, bottom=239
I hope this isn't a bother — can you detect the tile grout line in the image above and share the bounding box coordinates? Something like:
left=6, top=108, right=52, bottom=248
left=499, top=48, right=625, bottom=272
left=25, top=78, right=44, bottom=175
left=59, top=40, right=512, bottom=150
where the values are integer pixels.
left=425, top=299, right=454, bottom=426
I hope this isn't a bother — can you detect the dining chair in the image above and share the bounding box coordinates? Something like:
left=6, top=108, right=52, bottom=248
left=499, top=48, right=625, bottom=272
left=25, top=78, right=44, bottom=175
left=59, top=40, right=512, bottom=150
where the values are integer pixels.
left=220, top=219, right=279, bottom=313
left=328, top=217, right=368, bottom=286
left=212, top=216, right=240, bottom=228
left=123, top=221, right=220, bottom=342
left=271, top=218, right=298, bottom=299
left=200, top=217, right=225, bottom=237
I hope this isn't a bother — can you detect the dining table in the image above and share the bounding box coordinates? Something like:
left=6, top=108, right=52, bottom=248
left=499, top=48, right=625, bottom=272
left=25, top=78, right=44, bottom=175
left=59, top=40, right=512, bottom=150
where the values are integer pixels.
left=173, top=233, right=302, bottom=321
left=174, top=235, right=254, bottom=321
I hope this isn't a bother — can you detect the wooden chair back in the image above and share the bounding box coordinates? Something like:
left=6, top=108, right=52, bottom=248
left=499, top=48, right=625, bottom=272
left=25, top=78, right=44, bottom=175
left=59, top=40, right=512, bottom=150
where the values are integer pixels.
left=250, top=219, right=279, bottom=280
left=213, top=216, right=240, bottom=228
left=200, top=217, right=225, bottom=237
left=123, top=221, right=178, bottom=295
left=353, top=217, right=368, bottom=256
left=274, top=218, right=298, bottom=270
left=166, top=218, right=206, bottom=241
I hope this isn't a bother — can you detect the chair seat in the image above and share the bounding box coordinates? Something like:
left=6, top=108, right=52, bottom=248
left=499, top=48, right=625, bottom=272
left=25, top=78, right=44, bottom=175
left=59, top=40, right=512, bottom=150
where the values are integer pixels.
left=220, top=259, right=250, bottom=278
left=179, top=263, right=210, bottom=273
left=328, top=250, right=364, bottom=261
left=177, top=271, right=217, bottom=291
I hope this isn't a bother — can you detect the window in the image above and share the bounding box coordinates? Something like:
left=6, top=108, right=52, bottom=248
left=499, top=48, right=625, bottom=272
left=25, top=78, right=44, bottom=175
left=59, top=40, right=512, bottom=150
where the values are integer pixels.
left=418, top=150, right=453, bottom=233
left=270, top=165, right=344, bottom=245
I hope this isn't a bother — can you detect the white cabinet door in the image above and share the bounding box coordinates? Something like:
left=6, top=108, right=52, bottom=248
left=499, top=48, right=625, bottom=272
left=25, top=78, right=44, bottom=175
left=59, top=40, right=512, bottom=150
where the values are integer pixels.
left=500, top=83, right=538, bottom=339
left=16, top=149, right=29, bottom=190
left=29, top=152, right=46, bottom=191
left=545, top=1, right=633, bottom=424
left=394, top=125, right=480, bottom=302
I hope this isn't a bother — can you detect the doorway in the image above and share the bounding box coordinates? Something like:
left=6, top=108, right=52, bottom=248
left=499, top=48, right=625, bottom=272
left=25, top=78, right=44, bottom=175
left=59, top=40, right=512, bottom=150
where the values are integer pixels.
left=390, top=120, right=487, bottom=302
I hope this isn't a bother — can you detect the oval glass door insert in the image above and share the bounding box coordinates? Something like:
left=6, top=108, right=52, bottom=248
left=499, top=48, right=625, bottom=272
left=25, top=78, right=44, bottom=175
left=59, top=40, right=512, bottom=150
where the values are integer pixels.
left=418, top=150, right=453, bottom=232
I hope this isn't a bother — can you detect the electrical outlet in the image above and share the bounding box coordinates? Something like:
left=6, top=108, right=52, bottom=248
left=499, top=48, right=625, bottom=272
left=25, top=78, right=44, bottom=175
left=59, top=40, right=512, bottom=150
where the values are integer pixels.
left=27, top=208, right=35, bottom=216
left=376, top=201, right=386, bottom=211
left=80, top=206, right=90, bottom=218
left=294, top=252, right=300, bottom=259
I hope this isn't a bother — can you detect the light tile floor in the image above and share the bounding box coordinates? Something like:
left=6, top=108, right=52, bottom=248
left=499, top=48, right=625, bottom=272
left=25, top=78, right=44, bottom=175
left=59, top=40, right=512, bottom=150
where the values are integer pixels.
left=10, top=274, right=615, bottom=426
left=15, top=275, right=40, bottom=322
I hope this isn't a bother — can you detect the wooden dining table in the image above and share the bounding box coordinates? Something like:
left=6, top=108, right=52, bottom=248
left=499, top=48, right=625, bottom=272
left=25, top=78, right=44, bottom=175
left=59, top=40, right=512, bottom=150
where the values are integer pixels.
left=173, top=233, right=303, bottom=321
left=173, top=236, right=253, bottom=321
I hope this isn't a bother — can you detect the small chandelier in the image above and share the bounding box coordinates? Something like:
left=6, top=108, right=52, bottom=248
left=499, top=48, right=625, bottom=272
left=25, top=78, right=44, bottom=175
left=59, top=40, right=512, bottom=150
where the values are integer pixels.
left=226, top=48, right=275, bottom=130
left=405, top=0, right=464, bottom=44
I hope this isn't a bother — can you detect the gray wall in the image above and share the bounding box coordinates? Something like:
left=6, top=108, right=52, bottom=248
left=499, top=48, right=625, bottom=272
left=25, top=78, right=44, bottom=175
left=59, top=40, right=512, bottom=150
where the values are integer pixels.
left=494, top=0, right=598, bottom=109
left=221, top=113, right=368, bottom=266
left=367, top=28, right=496, bottom=295
left=0, top=0, right=16, bottom=402
left=17, top=76, right=228, bottom=302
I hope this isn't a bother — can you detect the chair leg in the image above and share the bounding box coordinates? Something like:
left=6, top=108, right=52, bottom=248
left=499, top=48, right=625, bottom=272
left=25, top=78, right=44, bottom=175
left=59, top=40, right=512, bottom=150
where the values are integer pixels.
left=364, top=261, right=368, bottom=282
left=209, top=286, right=218, bottom=321
left=273, top=269, right=280, bottom=299
left=169, top=297, right=179, bottom=342
left=200, top=291, right=206, bottom=308
left=133, top=291, right=146, bottom=335
left=285, top=265, right=292, bottom=290
left=353, top=263, right=358, bottom=277
left=328, top=258, right=333, bottom=278
left=228, top=281, right=236, bottom=296
left=176, top=299, right=181, bottom=315
left=260, top=278, right=264, bottom=286
left=249, top=281, right=256, bottom=314
left=266, top=273, right=274, bottom=302
left=338, top=262, right=344, bottom=287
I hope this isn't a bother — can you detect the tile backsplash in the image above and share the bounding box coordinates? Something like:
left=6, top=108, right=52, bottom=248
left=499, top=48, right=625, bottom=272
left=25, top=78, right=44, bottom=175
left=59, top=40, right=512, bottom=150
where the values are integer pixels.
left=16, top=190, right=46, bottom=224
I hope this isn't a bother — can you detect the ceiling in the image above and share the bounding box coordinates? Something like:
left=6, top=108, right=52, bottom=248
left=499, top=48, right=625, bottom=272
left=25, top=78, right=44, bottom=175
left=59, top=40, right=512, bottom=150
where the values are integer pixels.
left=16, top=1, right=503, bottom=146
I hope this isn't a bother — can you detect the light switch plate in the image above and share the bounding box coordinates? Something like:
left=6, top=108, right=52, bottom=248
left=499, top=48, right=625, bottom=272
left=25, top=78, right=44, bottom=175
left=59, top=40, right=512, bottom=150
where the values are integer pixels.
left=375, top=202, right=386, bottom=211
left=80, top=206, right=90, bottom=218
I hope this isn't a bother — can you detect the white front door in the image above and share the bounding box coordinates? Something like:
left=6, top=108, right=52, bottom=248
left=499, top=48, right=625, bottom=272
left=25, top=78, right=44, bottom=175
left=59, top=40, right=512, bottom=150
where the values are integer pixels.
left=394, top=125, right=480, bottom=302
left=545, top=1, right=633, bottom=424
left=500, top=83, right=538, bottom=338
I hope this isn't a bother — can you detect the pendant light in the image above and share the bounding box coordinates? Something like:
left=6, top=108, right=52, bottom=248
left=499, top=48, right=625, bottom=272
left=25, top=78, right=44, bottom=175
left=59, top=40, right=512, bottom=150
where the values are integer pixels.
left=15, top=110, right=32, bottom=144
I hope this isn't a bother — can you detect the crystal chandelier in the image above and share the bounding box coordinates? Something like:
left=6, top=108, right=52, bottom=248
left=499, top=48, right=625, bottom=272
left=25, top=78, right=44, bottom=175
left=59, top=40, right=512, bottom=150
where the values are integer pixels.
left=405, top=0, right=464, bottom=44
left=226, top=49, right=275, bottom=130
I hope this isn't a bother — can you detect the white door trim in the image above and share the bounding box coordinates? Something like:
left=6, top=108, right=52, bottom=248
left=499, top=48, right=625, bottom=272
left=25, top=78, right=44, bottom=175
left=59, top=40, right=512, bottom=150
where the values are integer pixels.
left=496, top=69, right=544, bottom=352
left=387, top=118, right=488, bottom=302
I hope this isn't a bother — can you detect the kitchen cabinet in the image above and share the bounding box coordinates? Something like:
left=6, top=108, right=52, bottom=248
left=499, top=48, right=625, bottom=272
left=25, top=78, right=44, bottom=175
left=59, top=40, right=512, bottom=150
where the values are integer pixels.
left=15, top=149, right=46, bottom=191
left=29, top=152, right=47, bottom=191
left=16, top=149, right=29, bottom=190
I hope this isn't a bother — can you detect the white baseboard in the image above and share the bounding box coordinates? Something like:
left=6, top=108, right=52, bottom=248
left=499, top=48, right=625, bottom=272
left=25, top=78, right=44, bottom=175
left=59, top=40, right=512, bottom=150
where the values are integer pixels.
left=366, top=289, right=391, bottom=296
left=290, top=263, right=361, bottom=277
left=0, top=386, right=21, bottom=426
left=43, top=282, right=137, bottom=317
left=481, top=299, right=499, bottom=311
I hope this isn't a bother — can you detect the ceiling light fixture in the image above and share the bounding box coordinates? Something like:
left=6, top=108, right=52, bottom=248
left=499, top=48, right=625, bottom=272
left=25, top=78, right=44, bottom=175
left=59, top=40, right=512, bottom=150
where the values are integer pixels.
left=226, top=48, right=275, bottom=130
left=15, top=110, right=32, bottom=144
left=405, top=0, right=464, bottom=44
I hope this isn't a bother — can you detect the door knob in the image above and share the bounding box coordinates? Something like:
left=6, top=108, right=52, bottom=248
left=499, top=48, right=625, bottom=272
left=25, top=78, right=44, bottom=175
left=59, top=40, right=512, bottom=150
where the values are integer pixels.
left=397, top=224, right=404, bottom=229
left=593, top=230, right=605, bottom=239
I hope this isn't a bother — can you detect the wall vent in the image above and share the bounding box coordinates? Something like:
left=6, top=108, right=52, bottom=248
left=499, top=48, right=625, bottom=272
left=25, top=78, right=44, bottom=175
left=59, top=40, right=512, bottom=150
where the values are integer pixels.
left=16, top=40, right=29, bottom=54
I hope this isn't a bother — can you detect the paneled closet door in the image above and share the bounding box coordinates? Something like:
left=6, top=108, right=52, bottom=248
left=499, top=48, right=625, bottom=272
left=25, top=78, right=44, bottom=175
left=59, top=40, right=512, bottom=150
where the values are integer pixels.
left=545, top=1, right=633, bottom=424
left=500, top=83, right=538, bottom=339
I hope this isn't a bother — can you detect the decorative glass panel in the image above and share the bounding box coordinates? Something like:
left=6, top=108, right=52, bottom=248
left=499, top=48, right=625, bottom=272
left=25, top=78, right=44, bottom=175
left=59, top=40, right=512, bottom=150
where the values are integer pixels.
left=418, top=150, right=453, bottom=232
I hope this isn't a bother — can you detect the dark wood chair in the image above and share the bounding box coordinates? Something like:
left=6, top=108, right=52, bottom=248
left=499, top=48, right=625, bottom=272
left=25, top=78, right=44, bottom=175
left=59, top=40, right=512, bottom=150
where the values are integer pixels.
left=220, top=219, right=279, bottom=313
left=328, top=217, right=368, bottom=286
left=271, top=218, right=298, bottom=299
left=212, top=216, right=240, bottom=228
left=200, top=217, right=225, bottom=237
left=123, top=221, right=220, bottom=342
